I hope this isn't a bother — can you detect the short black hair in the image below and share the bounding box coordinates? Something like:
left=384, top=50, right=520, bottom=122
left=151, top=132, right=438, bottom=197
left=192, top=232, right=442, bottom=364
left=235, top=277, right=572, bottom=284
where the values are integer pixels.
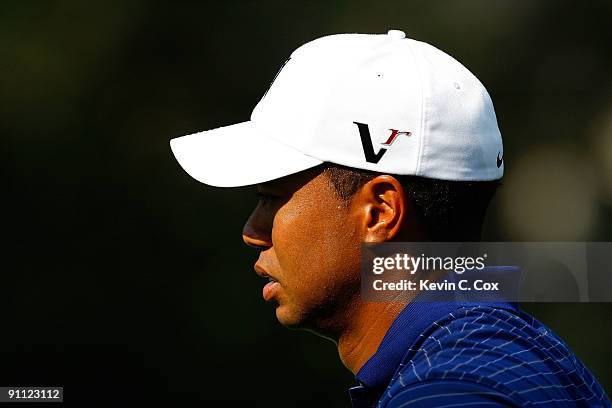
left=320, top=163, right=500, bottom=241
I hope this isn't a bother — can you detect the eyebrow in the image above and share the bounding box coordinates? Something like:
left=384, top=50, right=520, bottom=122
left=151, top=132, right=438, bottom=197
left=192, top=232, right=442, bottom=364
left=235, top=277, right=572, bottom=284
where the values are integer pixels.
left=258, top=179, right=301, bottom=196
left=258, top=169, right=316, bottom=194
left=257, top=182, right=285, bottom=193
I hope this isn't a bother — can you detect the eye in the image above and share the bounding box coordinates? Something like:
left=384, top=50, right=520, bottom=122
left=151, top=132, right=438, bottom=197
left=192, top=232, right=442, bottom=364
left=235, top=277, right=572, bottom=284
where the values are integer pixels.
left=255, top=191, right=274, bottom=202
left=255, top=190, right=289, bottom=207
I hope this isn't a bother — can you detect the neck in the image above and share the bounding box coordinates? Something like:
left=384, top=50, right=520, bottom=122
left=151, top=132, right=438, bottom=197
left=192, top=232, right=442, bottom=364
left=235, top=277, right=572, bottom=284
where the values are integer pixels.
left=336, top=298, right=407, bottom=374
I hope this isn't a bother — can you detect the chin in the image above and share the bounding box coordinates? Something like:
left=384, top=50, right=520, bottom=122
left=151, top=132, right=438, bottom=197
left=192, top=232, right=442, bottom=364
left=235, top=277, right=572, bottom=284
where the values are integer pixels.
left=274, top=303, right=337, bottom=341
left=274, top=304, right=305, bottom=328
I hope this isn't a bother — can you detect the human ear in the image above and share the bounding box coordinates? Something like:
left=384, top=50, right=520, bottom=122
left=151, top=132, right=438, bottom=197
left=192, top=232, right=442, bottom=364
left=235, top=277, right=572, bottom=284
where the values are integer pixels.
left=353, top=175, right=407, bottom=243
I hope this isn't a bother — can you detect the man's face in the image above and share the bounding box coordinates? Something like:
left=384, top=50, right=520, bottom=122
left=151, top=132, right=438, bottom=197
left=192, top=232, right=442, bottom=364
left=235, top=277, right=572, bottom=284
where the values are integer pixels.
left=242, top=167, right=362, bottom=333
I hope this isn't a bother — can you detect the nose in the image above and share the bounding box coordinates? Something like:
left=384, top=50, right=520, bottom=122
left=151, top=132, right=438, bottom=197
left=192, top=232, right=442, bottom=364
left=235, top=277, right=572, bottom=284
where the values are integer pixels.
left=242, top=211, right=272, bottom=250
left=242, top=229, right=271, bottom=249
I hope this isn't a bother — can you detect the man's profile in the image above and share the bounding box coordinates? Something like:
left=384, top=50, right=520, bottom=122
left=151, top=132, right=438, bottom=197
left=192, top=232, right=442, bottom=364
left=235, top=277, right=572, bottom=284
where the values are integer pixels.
left=170, top=30, right=610, bottom=407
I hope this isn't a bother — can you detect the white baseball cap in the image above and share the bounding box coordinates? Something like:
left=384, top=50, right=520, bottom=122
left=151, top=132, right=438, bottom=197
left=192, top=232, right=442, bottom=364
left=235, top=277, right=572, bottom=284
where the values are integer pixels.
left=170, top=30, right=504, bottom=187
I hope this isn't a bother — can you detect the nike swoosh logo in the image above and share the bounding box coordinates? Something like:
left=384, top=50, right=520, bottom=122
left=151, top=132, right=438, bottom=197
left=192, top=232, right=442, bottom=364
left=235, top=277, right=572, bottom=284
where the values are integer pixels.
left=497, top=152, right=503, bottom=168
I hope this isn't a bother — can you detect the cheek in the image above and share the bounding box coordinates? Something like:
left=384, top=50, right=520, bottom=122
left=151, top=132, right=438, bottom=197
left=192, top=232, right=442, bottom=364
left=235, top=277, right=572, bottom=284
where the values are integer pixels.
left=272, top=202, right=361, bottom=291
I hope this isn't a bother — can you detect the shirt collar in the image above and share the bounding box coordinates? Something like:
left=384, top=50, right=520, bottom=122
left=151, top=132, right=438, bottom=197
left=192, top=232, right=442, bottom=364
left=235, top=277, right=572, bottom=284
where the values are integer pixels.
left=354, top=300, right=459, bottom=391
left=354, top=266, right=521, bottom=392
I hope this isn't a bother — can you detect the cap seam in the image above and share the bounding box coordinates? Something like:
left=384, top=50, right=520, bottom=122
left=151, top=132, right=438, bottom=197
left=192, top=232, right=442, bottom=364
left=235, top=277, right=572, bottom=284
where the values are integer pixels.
left=405, top=39, right=427, bottom=176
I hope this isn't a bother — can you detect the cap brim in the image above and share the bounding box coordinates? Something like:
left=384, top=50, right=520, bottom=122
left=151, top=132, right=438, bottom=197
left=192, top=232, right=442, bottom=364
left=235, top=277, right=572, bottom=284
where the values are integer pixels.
left=170, top=121, right=323, bottom=187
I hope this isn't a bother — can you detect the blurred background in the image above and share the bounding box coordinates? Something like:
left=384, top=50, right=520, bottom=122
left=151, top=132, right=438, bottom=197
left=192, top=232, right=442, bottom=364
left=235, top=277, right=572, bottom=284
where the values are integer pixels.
left=2, top=0, right=611, bottom=405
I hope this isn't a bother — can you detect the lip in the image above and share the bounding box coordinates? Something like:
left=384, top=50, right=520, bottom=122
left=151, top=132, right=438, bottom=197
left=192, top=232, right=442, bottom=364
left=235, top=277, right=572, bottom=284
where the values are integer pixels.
left=254, top=263, right=275, bottom=280
left=262, top=280, right=280, bottom=302
left=254, top=263, right=280, bottom=301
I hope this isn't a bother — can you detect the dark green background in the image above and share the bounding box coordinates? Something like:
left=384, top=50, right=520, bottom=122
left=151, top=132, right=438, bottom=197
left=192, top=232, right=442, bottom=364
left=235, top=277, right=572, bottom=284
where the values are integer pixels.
left=3, top=1, right=611, bottom=406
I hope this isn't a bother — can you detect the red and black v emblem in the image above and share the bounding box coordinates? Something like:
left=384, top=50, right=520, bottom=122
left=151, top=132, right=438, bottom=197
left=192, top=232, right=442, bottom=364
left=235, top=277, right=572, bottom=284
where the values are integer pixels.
left=354, top=122, right=411, bottom=163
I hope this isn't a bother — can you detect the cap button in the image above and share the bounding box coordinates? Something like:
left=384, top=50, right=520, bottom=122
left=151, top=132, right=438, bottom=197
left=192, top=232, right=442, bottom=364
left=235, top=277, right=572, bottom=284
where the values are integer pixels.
left=387, top=29, right=406, bottom=40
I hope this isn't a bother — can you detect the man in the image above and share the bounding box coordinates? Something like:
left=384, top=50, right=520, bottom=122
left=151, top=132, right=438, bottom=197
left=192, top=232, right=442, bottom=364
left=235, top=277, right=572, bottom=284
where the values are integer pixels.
left=170, top=31, right=610, bottom=407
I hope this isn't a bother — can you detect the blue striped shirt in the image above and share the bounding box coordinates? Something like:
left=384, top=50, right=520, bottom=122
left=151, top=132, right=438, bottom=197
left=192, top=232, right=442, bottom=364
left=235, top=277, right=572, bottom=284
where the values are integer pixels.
left=349, top=299, right=610, bottom=407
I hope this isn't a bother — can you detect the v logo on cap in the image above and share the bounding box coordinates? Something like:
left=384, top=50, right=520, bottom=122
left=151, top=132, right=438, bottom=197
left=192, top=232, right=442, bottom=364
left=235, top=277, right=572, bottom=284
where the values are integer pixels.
left=354, top=122, right=411, bottom=164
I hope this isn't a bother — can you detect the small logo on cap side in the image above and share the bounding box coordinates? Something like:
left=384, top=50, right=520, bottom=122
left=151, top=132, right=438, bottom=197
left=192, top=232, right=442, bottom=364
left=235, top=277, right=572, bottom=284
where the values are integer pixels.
left=382, top=129, right=412, bottom=146
left=497, top=151, right=504, bottom=168
left=354, top=122, right=411, bottom=164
